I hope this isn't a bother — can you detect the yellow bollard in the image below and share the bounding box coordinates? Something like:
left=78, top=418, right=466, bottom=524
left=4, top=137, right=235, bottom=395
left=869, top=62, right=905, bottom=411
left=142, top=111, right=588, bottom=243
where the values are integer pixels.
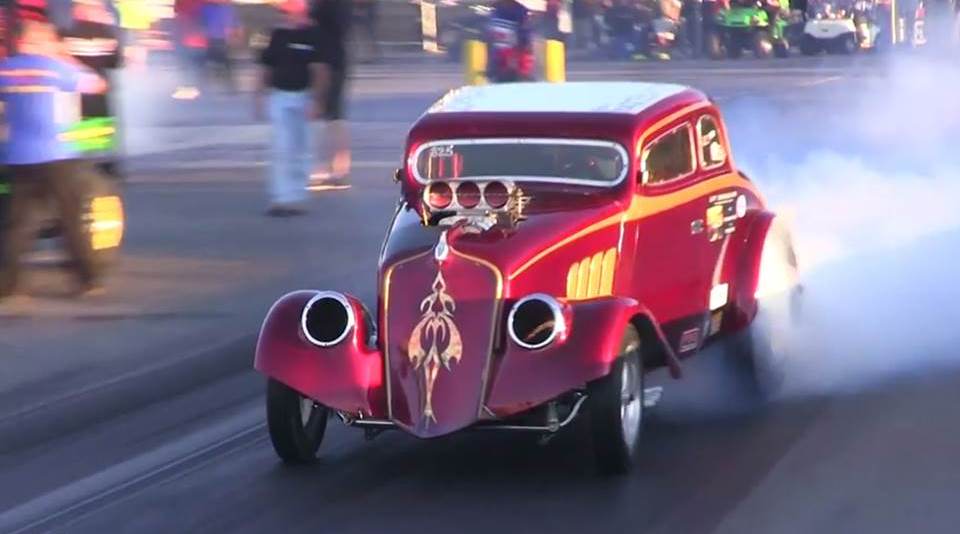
left=463, top=40, right=488, bottom=86
left=543, top=39, right=566, bottom=83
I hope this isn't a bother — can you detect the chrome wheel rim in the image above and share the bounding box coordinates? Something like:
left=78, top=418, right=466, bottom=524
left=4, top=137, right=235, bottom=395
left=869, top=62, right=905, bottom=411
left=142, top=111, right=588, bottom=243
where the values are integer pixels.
left=620, top=360, right=642, bottom=451
left=300, top=397, right=316, bottom=428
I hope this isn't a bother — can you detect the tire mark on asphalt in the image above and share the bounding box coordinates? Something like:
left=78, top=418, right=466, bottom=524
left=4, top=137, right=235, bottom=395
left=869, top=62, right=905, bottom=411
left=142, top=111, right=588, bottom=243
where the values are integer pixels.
left=0, top=414, right=265, bottom=534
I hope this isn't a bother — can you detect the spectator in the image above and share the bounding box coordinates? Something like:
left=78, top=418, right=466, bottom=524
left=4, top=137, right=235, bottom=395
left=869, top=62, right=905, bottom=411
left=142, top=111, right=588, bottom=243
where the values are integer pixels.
left=309, top=0, right=352, bottom=187
left=353, top=0, right=379, bottom=62
left=572, top=0, right=593, bottom=48
left=172, top=0, right=204, bottom=99
left=604, top=0, right=640, bottom=58
left=0, top=1, right=109, bottom=301
left=200, top=0, right=238, bottom=92
left=543, top=0, right=564, bottom=40
left=256, top=0, right=330, bottom=216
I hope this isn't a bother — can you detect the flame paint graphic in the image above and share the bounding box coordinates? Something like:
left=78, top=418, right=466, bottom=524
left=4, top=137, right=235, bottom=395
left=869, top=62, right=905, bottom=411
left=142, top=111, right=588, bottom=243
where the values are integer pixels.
left=407, top=270, right=463, bottom=424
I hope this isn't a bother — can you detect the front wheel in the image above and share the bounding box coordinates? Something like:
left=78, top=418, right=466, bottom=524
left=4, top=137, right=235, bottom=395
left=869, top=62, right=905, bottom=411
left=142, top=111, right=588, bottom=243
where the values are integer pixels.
left=266, top=379, right=329, bottom=464
left=589, top=325, right=644, bottom=475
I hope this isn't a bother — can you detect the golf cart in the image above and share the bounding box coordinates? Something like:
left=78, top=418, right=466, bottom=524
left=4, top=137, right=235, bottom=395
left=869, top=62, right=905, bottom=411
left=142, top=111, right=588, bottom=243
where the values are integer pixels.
left=707, top=0, right=792, bottom=59
left=800, top=0, right=880, bottom=53
left=0, top=0, right=126, bottom=271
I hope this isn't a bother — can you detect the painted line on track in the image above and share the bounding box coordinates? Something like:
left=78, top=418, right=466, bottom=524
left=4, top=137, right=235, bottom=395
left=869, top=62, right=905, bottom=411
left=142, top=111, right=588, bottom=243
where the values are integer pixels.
left=0, top=408, right=265, bottom=534
left=793, top=75, right=845, bottom=87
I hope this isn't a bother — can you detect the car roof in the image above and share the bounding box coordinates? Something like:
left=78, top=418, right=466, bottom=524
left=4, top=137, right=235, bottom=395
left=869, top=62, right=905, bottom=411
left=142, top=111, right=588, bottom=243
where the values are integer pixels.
left=426, top=82, right=692, bottom=116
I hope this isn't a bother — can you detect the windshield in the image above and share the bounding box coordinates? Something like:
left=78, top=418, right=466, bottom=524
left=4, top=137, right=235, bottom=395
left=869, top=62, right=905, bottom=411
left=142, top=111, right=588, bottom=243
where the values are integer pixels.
left=414, top=139, right=629, bottom=185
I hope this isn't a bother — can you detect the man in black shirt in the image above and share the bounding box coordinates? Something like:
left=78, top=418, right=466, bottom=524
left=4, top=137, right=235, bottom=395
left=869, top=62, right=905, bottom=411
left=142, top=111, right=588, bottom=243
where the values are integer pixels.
left=309, top=0, right=350, bottom=187
left=256, top=0, right=329, bottom=217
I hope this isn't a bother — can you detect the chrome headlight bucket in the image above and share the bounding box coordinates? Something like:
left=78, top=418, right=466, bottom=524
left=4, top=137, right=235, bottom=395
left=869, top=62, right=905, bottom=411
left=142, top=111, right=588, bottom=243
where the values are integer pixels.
left=507, top=293, right=568, bottom=350
left=301, top=291, right=355, bottom=347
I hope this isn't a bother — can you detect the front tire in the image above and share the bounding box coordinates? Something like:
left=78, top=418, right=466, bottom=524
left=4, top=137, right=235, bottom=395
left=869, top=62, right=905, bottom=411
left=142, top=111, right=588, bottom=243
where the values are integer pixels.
left=589, top=325, right=644, bottom=475
left=266, top=379, right=329, bottom=464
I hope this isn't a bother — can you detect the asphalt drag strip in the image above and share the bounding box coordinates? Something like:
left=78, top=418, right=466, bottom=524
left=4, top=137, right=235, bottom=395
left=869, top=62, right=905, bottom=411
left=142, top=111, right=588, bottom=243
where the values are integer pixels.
left=0, top=370, right=265, bottom=534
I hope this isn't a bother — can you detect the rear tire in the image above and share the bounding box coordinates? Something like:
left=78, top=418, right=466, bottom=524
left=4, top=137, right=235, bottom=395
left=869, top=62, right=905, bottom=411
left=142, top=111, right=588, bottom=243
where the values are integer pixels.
left=741, top=288, right=802, bottom=397
left=707, top=30, right=726, bottom=60
left=834, top=33, right=857, bottom=54
left=589, top=325, right=644, bottom=475
left=727, top=34, right=744, bottom=58
left=80, top=168, right=124, bottom=271
left=740, top=219, right=801, bottom=399
left=266, top=379, right=329, bottom=464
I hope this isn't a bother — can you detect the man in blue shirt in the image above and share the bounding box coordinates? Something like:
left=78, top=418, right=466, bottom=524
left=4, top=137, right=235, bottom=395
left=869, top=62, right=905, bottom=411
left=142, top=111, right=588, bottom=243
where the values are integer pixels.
left=0, top=1, right=107, bottom=301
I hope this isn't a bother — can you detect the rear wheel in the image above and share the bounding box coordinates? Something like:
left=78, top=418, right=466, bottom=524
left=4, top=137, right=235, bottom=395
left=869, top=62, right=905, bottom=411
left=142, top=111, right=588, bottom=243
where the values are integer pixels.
left=589, top=325, right=644, bottom=475
left=707, top=30, right=726, bottom=59
left=266, top=379, right=329, bottom=464
left=753, top=30, right=774, bottom=58
left=741, top=219, right=801, bottom=398
left=727, top=33, right=744, bottom=58
left=80, top=168, right=125, bottom=270
left=833, top=33, right=858, bottom=54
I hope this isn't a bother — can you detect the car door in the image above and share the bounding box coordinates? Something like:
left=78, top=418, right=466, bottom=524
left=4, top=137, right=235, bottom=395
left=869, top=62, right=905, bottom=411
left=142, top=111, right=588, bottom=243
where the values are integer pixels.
left=631, top=119, right=712, bottom=356
left=695, top=113, right=736, bottom=324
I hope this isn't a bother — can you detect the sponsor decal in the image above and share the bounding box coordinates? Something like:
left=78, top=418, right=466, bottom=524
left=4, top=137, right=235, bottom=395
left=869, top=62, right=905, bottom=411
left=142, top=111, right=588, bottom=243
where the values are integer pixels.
left=678, top=327, right=700, bottom=353
left=706, top=190, right=741, bottom=242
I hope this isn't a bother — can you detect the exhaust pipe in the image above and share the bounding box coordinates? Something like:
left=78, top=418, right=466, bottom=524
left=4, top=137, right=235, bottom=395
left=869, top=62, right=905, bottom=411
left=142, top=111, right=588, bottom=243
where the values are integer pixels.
left=300, top=291, right=355, bottom=347
left=507, top=293, right=568, bottom=350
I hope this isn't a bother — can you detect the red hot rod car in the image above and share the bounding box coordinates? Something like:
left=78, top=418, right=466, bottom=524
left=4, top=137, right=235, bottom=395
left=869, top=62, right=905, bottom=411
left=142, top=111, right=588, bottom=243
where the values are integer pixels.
left=255, top=82, right=800, bottom=474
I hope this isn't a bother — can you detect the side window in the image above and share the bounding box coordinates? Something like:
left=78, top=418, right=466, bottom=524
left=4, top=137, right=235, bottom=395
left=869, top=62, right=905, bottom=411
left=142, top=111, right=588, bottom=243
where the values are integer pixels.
left=697, top=115, right=727, bottom=170
left=640, top=124, right=695, bottom=185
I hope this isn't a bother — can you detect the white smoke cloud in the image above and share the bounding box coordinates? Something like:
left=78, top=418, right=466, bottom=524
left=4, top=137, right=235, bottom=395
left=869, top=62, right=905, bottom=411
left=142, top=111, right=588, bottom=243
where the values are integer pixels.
left=725, top=53, right=960, bottom=396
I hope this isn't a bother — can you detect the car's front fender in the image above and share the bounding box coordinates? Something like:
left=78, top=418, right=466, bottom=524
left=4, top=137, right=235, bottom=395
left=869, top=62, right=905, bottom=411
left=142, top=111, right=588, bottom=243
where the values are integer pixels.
left=254, top=291, right=387, bottom=418
left=484, top=296, right=671, bottom=417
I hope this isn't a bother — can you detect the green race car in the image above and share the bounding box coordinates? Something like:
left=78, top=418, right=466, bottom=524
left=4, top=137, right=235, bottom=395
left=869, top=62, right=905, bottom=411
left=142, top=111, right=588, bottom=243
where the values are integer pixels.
left=707, top=0, right=792, bottom=59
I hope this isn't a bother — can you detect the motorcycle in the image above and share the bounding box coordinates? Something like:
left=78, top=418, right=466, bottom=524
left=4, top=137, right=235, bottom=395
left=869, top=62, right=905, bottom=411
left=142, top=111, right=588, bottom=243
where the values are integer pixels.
left=485, top=17, right=535, bottom=82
